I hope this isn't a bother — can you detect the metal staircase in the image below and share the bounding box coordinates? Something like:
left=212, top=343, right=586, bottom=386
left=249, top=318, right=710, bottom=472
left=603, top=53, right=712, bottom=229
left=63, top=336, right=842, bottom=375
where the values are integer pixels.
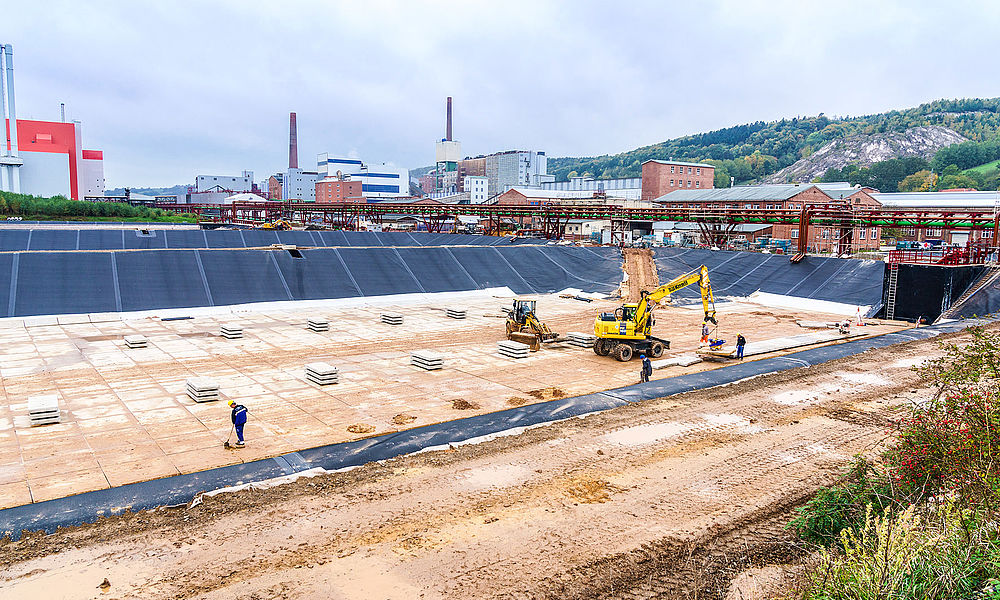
left=885, top=262, right=899, bottom=320
left=935, top=265, right=1000, bottom=322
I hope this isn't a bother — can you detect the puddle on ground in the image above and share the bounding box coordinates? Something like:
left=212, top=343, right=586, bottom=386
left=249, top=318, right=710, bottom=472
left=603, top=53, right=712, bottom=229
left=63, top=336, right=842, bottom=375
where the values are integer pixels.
left=700, top=413, right=765, bottom=434
left=602, top=413, right=763, bottom=447
left=836, top=372, right=892, bottom=386
left=891, top=356, right=931, bottom=369
left=600, top=422, right=695, bottom=446
left=457, top=464, right=532, bottom=490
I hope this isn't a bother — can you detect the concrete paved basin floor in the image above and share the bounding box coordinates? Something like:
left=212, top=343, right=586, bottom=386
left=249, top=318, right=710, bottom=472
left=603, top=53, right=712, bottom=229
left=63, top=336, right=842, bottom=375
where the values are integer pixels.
left=0, top=294, right=898, bottom=508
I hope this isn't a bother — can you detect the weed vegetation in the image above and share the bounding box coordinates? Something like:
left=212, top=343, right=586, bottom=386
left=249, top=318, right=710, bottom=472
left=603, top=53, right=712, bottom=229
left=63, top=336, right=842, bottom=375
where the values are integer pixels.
left=789, top=327, right=1000, bottom=599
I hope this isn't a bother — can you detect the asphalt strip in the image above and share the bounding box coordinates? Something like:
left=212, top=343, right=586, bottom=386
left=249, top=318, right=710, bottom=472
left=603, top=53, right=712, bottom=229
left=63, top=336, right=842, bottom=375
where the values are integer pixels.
left=0, top=319, right=987, bottom=540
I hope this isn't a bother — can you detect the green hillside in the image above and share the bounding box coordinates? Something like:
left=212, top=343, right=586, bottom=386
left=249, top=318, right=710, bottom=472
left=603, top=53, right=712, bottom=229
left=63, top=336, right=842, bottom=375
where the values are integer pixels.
left=966, top=159, right=1000, bottom=174
left=549, top=98, right=1000, bottom=186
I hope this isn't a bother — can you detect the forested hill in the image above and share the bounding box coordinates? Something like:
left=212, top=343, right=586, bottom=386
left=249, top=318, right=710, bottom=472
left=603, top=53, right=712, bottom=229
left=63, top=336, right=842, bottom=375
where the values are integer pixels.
left=548, top=98, right=1000, bottom=186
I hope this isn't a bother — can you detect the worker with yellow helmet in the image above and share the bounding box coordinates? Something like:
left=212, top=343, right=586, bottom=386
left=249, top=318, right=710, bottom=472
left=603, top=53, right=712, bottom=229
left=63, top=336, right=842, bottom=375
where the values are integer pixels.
left=228, top=399, right=248, bottom=448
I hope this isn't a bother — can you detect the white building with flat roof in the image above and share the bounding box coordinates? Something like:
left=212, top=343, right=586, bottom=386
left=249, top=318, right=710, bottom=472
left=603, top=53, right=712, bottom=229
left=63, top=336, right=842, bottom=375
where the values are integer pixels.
left=282, top=168, right=319, bottom=201
left=540, top=176, right=642, bottom=200
left=195, top=173, right=252, bottom=193
left=465, top=175, right=488, bottom=203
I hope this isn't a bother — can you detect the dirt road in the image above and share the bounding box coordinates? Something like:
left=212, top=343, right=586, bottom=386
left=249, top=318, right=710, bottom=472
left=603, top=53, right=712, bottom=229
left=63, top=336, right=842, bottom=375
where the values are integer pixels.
left=0, top=332, right=953, bottom=599
left=622, top=248, right=659, bottom=302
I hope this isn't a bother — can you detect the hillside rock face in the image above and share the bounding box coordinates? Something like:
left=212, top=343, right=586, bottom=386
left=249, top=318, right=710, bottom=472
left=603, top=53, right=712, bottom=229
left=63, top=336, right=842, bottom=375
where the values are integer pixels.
left=766, top=125, right=966, bottom=183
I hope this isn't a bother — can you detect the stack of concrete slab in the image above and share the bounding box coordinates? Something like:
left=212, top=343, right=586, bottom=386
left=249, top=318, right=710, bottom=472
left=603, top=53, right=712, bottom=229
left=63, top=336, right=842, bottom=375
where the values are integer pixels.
left=305, top=362, right=339, bottom=385
left=123, top=335, right=148, bottom=349
left=307, top=318, right=329, bottom=332
left=220, top=323, right=243, bottom=339
left=28, top=395, right=61, bottom=426
left=567, top=332, right=596, bottom=348
left=381, top=312, right=404, bottom=326
left=498, top=340, right=531, bottom=359
left=445, top=307, right=467, bottom=319
left=186, top=377, right=220, bottom=403
left=411, top=350, right=444, bottom=370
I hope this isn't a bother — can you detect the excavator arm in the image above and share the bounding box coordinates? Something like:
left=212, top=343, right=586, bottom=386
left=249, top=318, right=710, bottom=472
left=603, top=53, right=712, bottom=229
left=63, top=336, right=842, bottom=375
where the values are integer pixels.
left=634, top=265, right=717, bottom=334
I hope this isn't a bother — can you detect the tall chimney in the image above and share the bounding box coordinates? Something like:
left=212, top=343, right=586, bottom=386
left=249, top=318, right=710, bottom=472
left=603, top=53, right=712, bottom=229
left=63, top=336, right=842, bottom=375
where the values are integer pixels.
left=288, top=112, right=298, bottom=169
left=1, top=44, right=18, bottom=157
left=60, top=102, right=65, bottom=122
left=446, top=97, right=452, bottom=141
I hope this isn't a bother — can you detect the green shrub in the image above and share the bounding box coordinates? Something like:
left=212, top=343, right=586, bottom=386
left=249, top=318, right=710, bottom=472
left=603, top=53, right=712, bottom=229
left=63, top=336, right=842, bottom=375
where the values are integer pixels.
left=886, top=327, right=1000, bottom=508
left=789, top=458, right=894, bottom=547
left=0, top=191, right=195, bottom=222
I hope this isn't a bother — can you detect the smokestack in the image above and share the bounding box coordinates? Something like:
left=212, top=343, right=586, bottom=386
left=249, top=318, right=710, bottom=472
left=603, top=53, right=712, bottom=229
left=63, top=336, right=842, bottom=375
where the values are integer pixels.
left=288, top=112, right=298, bottom=169
left=1, top=44, right=18, bottom=157
left=446, top=97, right=452, bottom=141
left=60, top=103, right=65, bottom=122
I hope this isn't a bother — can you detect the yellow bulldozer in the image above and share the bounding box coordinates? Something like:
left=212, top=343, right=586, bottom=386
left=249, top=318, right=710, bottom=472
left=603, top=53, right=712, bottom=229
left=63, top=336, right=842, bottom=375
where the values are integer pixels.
left=593, top=265, right=717, bottom=361
left=505, top=299, right=559, bottom=351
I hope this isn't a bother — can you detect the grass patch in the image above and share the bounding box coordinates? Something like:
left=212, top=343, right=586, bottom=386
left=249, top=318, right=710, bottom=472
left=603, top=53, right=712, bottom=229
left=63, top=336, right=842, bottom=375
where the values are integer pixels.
left=965, top=159, right=1000, bottom=175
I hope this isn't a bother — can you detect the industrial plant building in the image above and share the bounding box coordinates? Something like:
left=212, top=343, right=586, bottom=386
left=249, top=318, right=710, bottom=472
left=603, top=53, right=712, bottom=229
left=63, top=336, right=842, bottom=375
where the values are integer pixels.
left=540, top=176, right=643, bottom=200
left=0, top=44, right=105, bottom=201
left=195, top=174, right=252, bottom=193
left=316, top=153, right=408, bottom=198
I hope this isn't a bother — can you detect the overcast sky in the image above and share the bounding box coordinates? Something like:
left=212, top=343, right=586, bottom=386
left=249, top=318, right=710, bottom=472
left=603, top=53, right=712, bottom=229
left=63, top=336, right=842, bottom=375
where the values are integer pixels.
left=5, top=0, right=1000, bottom=188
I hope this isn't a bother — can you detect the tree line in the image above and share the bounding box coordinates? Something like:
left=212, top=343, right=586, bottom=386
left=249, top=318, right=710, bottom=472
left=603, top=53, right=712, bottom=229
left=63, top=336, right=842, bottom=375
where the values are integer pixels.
left=0, top=191, right=196, bottom=221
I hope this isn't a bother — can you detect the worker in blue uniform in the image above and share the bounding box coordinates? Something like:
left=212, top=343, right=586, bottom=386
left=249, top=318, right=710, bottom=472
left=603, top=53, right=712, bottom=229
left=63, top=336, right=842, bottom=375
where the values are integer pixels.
left=228, top=399, right=248, bottom=448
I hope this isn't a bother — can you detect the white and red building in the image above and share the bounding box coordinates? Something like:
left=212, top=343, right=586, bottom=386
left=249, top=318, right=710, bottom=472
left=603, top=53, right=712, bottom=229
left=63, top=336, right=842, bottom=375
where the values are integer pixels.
left=1, top=44, right=104, bottom=200
left=2, top=119, right=105, bottom=201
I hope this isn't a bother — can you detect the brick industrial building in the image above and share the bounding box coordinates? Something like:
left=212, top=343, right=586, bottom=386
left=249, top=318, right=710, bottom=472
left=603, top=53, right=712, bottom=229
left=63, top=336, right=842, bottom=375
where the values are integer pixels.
left=316, top=176, right=363, bottom=202
left=656, top=183, right=883, bottom=252
left=641, top=159, right=715, bottom=202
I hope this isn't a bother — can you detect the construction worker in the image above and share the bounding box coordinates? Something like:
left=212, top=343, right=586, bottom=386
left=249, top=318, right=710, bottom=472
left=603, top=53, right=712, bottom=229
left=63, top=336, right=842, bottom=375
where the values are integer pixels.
left=640, top=354, right=652, bottom=383
left=701, top=321, right=710, bottom=345
left=736, top=333, right=747, bottom=361
left=228, top=399, right=248, bottom=448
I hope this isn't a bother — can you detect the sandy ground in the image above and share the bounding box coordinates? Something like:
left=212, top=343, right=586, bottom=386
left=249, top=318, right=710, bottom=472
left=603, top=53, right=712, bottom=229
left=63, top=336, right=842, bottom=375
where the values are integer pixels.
left=0, top=291, right=898, bottom=509
left=621, top=248, right=659, bottom=302
left=0, top=327, right=958, bottom=599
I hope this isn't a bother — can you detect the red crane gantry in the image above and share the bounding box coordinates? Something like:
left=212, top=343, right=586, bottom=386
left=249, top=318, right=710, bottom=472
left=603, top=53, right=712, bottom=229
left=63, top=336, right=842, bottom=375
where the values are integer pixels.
left=155, top=200, right=1000, bottom=256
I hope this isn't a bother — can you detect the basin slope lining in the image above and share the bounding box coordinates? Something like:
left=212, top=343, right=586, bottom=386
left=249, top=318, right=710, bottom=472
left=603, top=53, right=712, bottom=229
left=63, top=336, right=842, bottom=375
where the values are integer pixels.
left=0, top=246, right=883, bottom=317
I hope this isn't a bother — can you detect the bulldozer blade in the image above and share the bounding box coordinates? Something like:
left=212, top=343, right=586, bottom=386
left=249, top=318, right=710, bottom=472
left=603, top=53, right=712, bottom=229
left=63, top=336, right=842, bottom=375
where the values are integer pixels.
left=508, top=332, right=541, bottom=351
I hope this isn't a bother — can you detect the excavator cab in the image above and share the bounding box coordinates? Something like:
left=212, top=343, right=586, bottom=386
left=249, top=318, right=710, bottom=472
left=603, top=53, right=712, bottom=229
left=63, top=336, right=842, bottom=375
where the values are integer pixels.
left=511, top=299, right=536, bottom=324
left=505, top=298, right=558, bottom=350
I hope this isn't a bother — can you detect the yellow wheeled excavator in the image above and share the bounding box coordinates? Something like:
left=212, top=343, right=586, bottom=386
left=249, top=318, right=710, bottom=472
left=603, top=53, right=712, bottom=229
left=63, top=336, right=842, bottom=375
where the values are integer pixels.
left=506, top=299, right=559, bottom=351
left=593, top=265, right=717, bottom=361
